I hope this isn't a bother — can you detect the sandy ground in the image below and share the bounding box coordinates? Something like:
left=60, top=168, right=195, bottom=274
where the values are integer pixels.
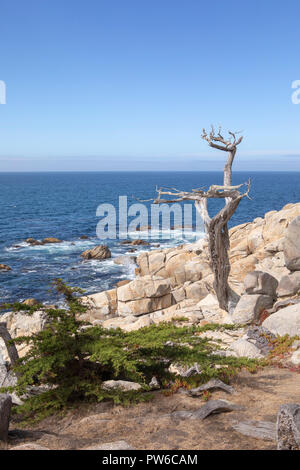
left=5, top=366, right=300, bottom=450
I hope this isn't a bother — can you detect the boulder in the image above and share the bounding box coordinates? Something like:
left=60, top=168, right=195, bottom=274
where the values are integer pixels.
left=81, top=245, right=111, bottom=260
left=277, top=272, right=300, bottom=297
left=290, top=350, right=300, bottom=366
left=122, top=315, right=153, bottom=332
left=118, top=294, right=172, bottom=316
left=117, top=276, right=173, bottom=316
left=0, top=394, right=12, bottom=443
left=120, top=239, right=149, bottom=246
left=26, top=237, right=42, bottom=245
left=229, top=339, right=264, bottom=359
left=277, top=404, right=300, bottom=450
left=101, top=315, right=137, bottom=330
left=22, top=298, right=39, bottom=307
left=80, top=289, right=117, bottom=319
left=101, top=380, right=142, bottom=392
left=232, top=294, right=274, bottom=324
left=284, top=216, right=300, bottom=271
left=262, top=303, right=300, bottom=336
left=230, top=255, right=258, bottom=282
left=243, top=326, right=276, bottom=355
left=244, top=271, right=278, bottom=298
left=0, top=264, right=11, bottom=271
left=42, top=237, right=61, bottom=244
left=118, top=276, right=171, bottom=302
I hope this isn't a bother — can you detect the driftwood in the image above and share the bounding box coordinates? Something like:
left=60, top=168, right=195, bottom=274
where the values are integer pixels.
left=0, top=322, right=19, bottom=366
left=232, top=420, right=276, bottom=441
left=171, top=399, right=241, bottom=420
left=152, top=126, right=249, bottom=312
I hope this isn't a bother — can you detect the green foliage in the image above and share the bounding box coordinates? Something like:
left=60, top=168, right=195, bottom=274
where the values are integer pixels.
left=1, top=280, right=262, bottom=423
left=0, top=302, right=44, bottom=315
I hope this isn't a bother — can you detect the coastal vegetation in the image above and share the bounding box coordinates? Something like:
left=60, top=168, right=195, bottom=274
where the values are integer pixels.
left=1, top=279, right=261, bottom=424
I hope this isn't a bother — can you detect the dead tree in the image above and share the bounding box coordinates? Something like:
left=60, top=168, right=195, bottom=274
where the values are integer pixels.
left=153, top=126, right=249, bottom=313
left=0, top=322, right=19, bottom=366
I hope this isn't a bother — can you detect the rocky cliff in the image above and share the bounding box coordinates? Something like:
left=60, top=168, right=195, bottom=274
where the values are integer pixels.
left=79, top=202, right=300, bottom=333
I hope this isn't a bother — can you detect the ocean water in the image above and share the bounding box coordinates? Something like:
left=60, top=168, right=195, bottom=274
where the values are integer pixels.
left=0, top=171, right=299, bottom=305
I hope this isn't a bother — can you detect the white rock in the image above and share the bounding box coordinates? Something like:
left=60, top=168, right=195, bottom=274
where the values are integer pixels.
left=229, top=339, right=264, bottom=359
left=263, top=303, right=300, bottom=336
left=101, top=380, right=142, bottom=392
left=290, top=350, right=300, bottom=366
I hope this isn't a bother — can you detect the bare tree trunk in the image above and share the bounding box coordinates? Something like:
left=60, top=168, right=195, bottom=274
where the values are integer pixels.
left=0, top=322, right=19, bottom=366
left=208, top=196, right=242, bottom=311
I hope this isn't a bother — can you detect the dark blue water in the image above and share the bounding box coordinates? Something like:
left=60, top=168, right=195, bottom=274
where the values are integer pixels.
left=0, top=171, right=299, bottom=304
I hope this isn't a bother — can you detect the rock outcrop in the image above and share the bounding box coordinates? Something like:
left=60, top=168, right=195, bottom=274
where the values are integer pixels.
left=284, top=216, right=300, bottom=271
left=262, top=303, right=300, bottom=336
left=26, top=237, right=61, bottom=245
left=5, top=202, right=300, bottom=364
left=0, top=310, right=47, bottom=362
left=277, top=403, right=300, bottom=450
left=81, top=245, right=111, bottom=260
left=78, top=203, right=300, bottom=339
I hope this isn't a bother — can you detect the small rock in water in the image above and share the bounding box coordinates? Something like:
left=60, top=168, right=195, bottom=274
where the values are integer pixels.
left=42, top=237, right=61, bottom=244
left=0, top=264, right=11, bottom=271
left=277, top=403, right=300, bottom=450
left=26, top=237, right=42, bottom=245
left=81, top=245, right=111, bottom=260
left=120, top=239, right=150, bottom=246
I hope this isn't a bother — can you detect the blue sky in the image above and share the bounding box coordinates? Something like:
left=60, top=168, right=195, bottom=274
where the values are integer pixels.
left=1, top=0, right=300, bottom=171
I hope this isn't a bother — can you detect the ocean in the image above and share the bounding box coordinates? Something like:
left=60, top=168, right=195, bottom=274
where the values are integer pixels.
left=0, top=171, right=299, bottom=305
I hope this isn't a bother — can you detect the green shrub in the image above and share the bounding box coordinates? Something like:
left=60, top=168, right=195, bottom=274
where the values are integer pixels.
left=1, top=280, right=261, bottom=423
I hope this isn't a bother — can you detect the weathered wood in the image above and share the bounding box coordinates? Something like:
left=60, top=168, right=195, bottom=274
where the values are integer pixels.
left=172, top=399, right=241, bottom=420
left=0, top=322, right=19, bottom=366
left=188, top=378, right=234, bottom=396
left=232, top=420, right=276, bottom=441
